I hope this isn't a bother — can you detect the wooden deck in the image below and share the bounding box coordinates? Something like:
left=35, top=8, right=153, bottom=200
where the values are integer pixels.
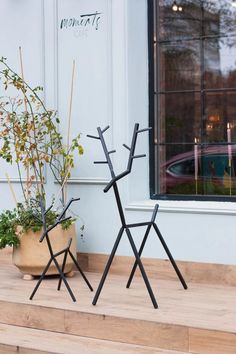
left=0, top=260, right=235, bottom=353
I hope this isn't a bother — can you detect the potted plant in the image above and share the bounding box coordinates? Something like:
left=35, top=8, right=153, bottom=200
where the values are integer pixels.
left=0, top=57, right=84, bottom=279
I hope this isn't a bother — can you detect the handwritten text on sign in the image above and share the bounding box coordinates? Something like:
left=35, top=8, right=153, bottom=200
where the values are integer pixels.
left=60, top=11, right=102, bottom=32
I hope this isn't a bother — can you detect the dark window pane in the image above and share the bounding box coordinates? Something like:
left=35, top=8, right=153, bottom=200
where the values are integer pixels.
left=204, top=0, right=236, bottom=37
left=204, top=92, right=236, bottom=143
left=204, top=37, right=236, bottom=89
left=158, top=0, right=202, bottom=41
left=159, top=41, right=201, bottom=91
left=159, top=93, right=201, bottom=144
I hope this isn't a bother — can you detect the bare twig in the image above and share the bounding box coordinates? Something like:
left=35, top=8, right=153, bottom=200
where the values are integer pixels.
left=5, top=173, right=18, bottom=206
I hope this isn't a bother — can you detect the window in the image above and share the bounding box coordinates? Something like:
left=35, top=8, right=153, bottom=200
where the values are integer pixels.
left=149, top=0, right=236, bottom=200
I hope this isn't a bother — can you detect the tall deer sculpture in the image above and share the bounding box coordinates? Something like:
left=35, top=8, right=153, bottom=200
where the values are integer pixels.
left=88, top=124, right=187, bottom=309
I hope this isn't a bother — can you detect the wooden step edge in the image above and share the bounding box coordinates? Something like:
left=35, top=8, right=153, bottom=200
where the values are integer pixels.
left=1, top=248, right=236, bottom=287
left=77, top=252, right=236, bottom=287
left=0, top=299, right=235, bottom=353
left=0, top=323, right=191, bottom=354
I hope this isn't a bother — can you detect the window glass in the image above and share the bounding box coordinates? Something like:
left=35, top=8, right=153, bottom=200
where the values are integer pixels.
left=152, top=0, right=236, bottom=199
left=204, top=0, right=236, bottom=36
left=159, top=93, right=201, bottom=144
left=205, top=92, right=236, bottom=143
left=204, top=37, right=236, bottom=89
left=159, top=0, right=202, bottom=41
left=159, top=41, right=201, bottom=91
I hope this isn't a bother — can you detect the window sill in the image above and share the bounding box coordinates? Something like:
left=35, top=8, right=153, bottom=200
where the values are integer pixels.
left=125, top=199, right=236, bottom=216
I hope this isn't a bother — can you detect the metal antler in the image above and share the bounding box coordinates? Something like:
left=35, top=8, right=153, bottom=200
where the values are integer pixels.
left=39, top=197, right=80, bottom=242
left=87, top=125, right=116, bottom=177
left=87, top=123, right=151, bottom=192
left=106, top=124, right=151, bottom=192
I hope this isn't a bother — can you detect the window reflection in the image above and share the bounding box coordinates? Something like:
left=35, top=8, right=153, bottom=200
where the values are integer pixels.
left=159, top=41, right=200, bottom=91
left=205, top=92, right=236, bottom=143
left=204, top=38, right=236, bottom=89
left=154, top=0, right=236, bottom=198
left=159, top=144, right=236, bottom=195
left=159, top=93, right=201, bottom=144
left=204, top=0, right=236, bottom=36
left=159, top=0, right=202, bottom=41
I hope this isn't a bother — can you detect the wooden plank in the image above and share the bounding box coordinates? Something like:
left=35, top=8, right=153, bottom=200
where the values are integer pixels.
left=77, top=252, right=236, bottom=287
left=3, top=248, right=236, bottom=287
left=189, top=328, right=236, bottom=354
left=64, top=310, right=189, bottom=352
left=0, top=301, right=65, bottom=333
left=0, top=323, right=190, bottom=354
left=0, top=264, right=235, bottom=353
left=0, top=345, right=52, bottom=354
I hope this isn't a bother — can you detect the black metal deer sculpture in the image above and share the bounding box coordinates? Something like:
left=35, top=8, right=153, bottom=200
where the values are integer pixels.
left=29, top=197, right=93, bottom=302
left=88, top=123, right=187, bottom=308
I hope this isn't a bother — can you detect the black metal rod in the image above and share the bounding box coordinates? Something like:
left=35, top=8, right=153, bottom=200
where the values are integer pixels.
left=40, top=216, right=72, bottom=242
left=151, top=204, right=159, bottom=223
left=53, top=257, right=76, bottom=302
left=29, top=258, right=53, bottom=300
left=123, top=143, right=131, bottom=151
left=127, top=123, right=139, bottom=171
left=57, top=249, right=69, bottom=291
left=69, top=250, right=93, bottom=291
left=58, top=198, right=80, bottom=220
left=113, top=183, right=126, bottom=227
left=137, top=127, right=152, bottom=133
left=104, top=170, right=129, bottom=193
left=152, top=223, right=187, bottom=290
left=102, top=125, right=110, bottom=133
left=132, top=154, right=146, bottom=159
left=52, top=246, right=70, bottom=258
left=87, top=134, right=100, bottom=140
left=126, top=222, right=152, bottom=228
left=92, top=227, right=124, bottom=306
left=125, top=228, right=158, bottom=309
left=45, top=204, right=53, bottom=215
left=126, top=224, right=152, bottom=288
left=94, top=161, right=108, bottom=164
left=97, top=127, right=115, bottom=178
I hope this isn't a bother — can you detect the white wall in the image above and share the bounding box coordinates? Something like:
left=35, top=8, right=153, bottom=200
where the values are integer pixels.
left=0, top=0, right=46, bottom=207
left=1, top=0, right=236, bottom=265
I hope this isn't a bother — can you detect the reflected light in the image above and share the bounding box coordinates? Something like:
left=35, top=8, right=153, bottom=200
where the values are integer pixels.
left=172, top=1, right=183, bottom=12
left=232, top=0, right=236, bottom=7
left=172, top=1, right=178, bottom=11
left=208, top=114, right=220, bottom=122
left=207, top=123, right=213, bottom=130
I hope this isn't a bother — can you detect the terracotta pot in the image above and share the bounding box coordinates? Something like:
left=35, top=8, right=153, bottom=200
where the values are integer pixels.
left=12, top=223, right=77, bottom=279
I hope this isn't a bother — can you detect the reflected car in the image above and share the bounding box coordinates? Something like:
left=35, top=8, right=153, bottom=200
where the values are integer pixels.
left=163, top=145, right=236, bottom=194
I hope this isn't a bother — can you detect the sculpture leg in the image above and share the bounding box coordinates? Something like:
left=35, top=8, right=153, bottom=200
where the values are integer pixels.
left=125, top=228, right=158, bottom=309
left=53, top=257, right=77, bottom=302
left=69, top=250, right=93, bottom=291
left=153, top=223, right=187, bottom=290
left=92, top=227, right=124, bottom=306
left=29, top=258, right=53, bottom=300
left=126, top=224, right=152, bottom=288
left=57, top=249, right=69, bottom=291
